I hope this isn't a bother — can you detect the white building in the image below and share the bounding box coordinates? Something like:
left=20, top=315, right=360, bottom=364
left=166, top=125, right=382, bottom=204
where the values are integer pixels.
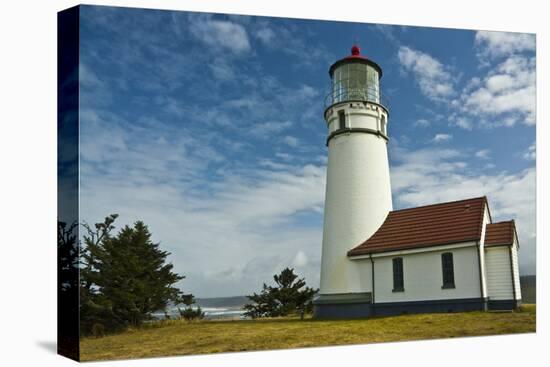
left=313, top=46, right=521, bottom=318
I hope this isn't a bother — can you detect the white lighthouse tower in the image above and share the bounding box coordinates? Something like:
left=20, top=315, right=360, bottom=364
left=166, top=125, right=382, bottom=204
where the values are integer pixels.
left=314, top=45, right=393, bottom=316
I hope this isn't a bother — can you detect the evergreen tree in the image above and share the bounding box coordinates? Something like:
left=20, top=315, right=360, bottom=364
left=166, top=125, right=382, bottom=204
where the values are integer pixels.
left=80, top=214, right=123, bottom=333
left=58, top=220, right=80, bottom=354
left=243, top=268, right=318, bottom=318
left=80, top=215, right=188, bottom=334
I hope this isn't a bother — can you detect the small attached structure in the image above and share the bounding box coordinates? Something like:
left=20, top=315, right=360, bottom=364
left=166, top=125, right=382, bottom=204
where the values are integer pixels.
left=484, top=221, right=522, bottom=310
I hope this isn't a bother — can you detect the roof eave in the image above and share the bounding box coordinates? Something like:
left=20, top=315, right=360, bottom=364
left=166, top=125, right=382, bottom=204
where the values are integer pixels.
left=347, top=238, right=481, bottom=257
left=485, top=242, right=514, bottom=248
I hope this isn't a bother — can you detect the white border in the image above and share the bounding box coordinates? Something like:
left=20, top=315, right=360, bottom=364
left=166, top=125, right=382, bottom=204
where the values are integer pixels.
left=0, top=1, right=546, bottom=366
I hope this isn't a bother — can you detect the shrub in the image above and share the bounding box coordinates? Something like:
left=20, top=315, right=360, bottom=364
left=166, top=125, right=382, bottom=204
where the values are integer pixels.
left=178, top=306, right=205, bottom=321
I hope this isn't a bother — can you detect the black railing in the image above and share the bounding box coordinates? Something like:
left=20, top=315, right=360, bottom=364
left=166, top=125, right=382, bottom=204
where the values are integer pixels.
left=324, top=86, right=390, bottom=111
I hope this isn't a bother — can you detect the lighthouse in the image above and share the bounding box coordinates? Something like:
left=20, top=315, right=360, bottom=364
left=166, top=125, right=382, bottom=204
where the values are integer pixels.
left=314, top=45, right=393, bottom=317
left=313, top=46, right=522, bottom=319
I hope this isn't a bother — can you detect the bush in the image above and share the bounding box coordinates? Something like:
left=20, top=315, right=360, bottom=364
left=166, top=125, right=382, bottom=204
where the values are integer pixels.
left=243, top=267, right=318, bottom=318
left=178, top=306, right=205, bottom=321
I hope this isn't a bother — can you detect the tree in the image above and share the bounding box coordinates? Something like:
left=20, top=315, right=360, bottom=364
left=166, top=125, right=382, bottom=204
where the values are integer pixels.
left=80, top=214, right=123, bottom=334
left=58, top=220, right=79, bottom=293
left=243, top=267, right=318, bottom=318
left=177, top=294, right=205, bottom=322
left=58, top=220, right=79, bottom=356
left=80, top=215, right=189, bottom=334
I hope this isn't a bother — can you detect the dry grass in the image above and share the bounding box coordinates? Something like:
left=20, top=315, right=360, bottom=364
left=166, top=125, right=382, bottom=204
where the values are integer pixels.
left=80, top=304, right=536, bottom=362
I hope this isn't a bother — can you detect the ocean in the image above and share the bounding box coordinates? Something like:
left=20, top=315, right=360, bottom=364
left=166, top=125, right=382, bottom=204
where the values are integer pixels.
left=152, top=303, right=247, bottom=320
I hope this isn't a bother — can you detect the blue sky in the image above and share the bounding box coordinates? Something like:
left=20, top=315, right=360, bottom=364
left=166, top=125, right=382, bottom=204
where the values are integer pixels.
left=78, top=5, right=536, bottom=297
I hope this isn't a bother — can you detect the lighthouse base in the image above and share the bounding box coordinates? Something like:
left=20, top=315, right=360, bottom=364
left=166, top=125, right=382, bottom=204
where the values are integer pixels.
left=312, top=293, right=373, bottom=319
left=313, top=295, right=492, bottom=319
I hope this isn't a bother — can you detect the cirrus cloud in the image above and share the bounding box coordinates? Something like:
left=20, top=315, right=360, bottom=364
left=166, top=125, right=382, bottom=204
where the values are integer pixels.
left=475, top=31, right=535, bottom=60
left=188, top=14, right=251, bottom=54
left=398, top=46, right=456, bottom=102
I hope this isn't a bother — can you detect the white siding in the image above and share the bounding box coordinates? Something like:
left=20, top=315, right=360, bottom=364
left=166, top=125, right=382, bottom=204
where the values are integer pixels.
left=349, top=259, right=373, bottom=293
left=373, top=245, right=481, bottom=303
left=485, top=247, right=514, bottom=300
left=511, top=241, right=522, bottom=300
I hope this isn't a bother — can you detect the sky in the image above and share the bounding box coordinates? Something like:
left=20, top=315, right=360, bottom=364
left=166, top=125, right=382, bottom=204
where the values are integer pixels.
left=78, top=5, right=536, bottom=297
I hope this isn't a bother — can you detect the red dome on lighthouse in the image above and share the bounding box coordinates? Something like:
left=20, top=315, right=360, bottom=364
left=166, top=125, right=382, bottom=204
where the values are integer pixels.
left=344, top=44, right=368, bottom=60
left=328, top=44, right=382, bottom=78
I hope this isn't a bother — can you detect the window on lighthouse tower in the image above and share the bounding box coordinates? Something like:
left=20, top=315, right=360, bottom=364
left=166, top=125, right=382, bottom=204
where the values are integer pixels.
left=338, top=110, right=346, bottom=130
left=381, top=115, right=387, bottom=135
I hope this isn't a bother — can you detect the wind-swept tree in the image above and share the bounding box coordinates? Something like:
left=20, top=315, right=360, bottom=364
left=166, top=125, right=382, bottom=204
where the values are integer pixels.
left=243, top=267, right=318, bottom=318
left=80, top=215, right=189, bottom=334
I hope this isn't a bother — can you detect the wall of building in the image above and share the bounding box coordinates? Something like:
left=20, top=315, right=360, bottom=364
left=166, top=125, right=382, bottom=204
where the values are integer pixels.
left=372, top=244, right=481, bottom=303
left=485, top=246, right=514, bottom=300
left=348, top=258, right=373, bottom=293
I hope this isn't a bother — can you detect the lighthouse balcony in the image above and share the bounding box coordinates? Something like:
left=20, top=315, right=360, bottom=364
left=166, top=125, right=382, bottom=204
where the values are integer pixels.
left=324, top=86, right=390, bottom=112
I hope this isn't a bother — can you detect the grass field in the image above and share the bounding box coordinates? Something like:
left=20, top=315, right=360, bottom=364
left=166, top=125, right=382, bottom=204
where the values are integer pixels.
left=80, top=304, right=536, bottom=361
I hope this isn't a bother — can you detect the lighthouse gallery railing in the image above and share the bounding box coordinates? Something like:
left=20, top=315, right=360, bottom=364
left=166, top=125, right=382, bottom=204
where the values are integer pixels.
left=324, top=84, right=390, bottom=111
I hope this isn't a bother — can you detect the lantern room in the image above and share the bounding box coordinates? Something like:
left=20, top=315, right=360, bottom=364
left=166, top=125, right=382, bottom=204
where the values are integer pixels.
left=326, top=45, right=385, bottom=108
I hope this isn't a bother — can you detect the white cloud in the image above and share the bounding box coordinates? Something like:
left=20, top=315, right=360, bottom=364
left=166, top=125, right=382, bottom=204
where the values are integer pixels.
left=398, top=46, right=455, bottom=102
left=249, top=120, right=292, bottom=138
left=189, top=15, right=251, bottom=54
left=79, top=109, right=128, bottom=162
left=452, top=116, right=474, bottom=130
left=282, top=135, right=299, bottom=147
left=209, top=59, right=235, bottom=81
left=372, top=24, right=399, bottom=44
left=433, top=133, right=452, bottom=143
left=292, top=251, right=309, bottom=267
left=255, top=27, right=276, bottom=44
left=475, top=149, right=491, bottom=160
left=249, top=21, right=333, bottom=69
left=486, top=74, right=516, bottom=93
left=80, top=63, right=103, bottom=88
left=475, top=31, right=535, bottom=60
left=414, top=118, right=430, bottom=127
left=456, top=31, right=537, bottom=127
left=399, top=32, right=535, bottom=130
left=389, top=146, right=465, bottom=192
left=463, top=77, right=481, bottom=93
left=275, top=152, right=292, bottom=160
left=523, top=143, right=536, bottom=161
left=461, top=55, right=535, bottom=126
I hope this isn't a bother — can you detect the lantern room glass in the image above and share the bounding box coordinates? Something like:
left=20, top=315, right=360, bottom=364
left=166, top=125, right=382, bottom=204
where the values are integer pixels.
left=331, top=63, right=380, bottom=105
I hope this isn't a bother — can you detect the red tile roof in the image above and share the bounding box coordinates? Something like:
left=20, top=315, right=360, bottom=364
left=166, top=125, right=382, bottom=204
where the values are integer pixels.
left=347, top=197, right=489, bottom=256
left=485, top=220, right=517, bottom=247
